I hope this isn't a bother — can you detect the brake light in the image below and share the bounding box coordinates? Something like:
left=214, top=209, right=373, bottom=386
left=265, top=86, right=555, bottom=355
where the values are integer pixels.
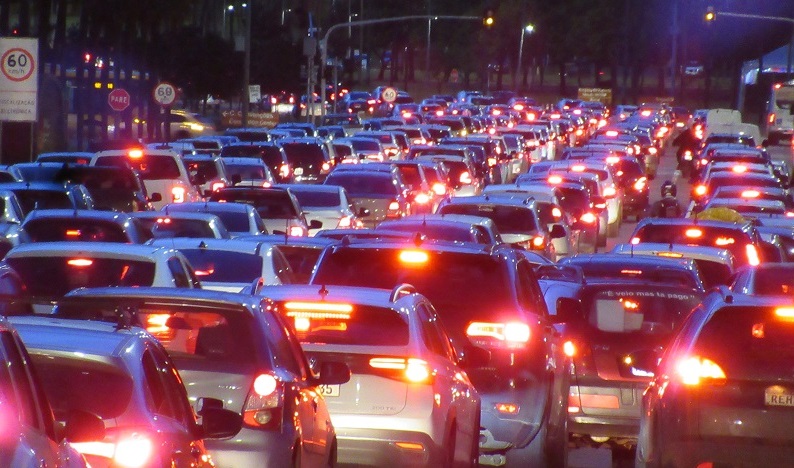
left=487, top=157, right=497, bottom=167
left=575, top=129, right=584, bottom=136
left=563, top=340, right=576, bottom=357
left=414, top=193, right=431, bottom=204
left=388, top=201, right=400, bottom=212
left=399, top=249, right=429, bottom=265
left=603, top=186, right=617, bottom=198
left=633, top=177, right=647, bottom=191
left=606, top=156, right=620, bottom=164
left=212, top=182, right=225, bottom=191
left=369, top=357, right=432, bottom=384
left=677, top=356, right=726, bottom=386
left=571, top=165, right=585, bottom=172
left=72, top=433, right=154, bottom=468
left=459, top=171, right=472, bottom=185
left=714, top=237, right=734, bottom=246
left=746, top=244, right=760, bottom=266
left=321, top=162, right=331, bottom=172
left=289, top=226, right=306, bottom=237
left=171, top=186, right=186, bottom=203
left=337, top=216, right=352, bottom=228
left=732, top=165, right=747, bottom=173
left=579, top=212, right=597, bottom=224
left=648, top=147, right=658, bottom=155
left=605, top=130, right=619, bottom=137
left=741, top=190, right=759, bottom=198
left=67, top=258, right=93, bottom=267
left=279, top=164, right=291, bottom=179
left=65, top=229, right=81, bottom=237
left=156, top=217, right=171, bottom=224
left=466, top=321, right=530, bottom=349
left=431, top=182, right=446, bottom=196
left=769, top=113, right=776, bottom=124
left=495, top=403, right=520, bottom=414
left=527, top=112, right=536, bottom=121
left=548, top=175, right=563, bottom=185
left=243, top=372, right=282, bottom=429
left=694, top=185, right=707, bottom=196
left=531, top=236, right=545, bottom=248
left=685, top=228, right=703, bottom=238
left=128, top=149, right=143, bottom=159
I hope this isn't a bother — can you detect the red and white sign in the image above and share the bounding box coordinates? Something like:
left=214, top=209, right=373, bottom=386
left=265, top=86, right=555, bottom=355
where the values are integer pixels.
left=0, top=38, right=38, bottom=122
left=108, top=88, right=131, bottom=112
left=381, top=87, right=397, bottom=103
left=153, top=82, right=177, bottom=107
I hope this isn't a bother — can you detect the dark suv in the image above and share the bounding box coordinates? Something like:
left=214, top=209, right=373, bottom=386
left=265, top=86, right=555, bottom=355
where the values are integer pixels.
left=309, top=239, right=571, bottom=465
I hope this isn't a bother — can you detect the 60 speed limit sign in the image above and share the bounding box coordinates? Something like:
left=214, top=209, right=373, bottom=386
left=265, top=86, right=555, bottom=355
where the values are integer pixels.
left=1, top=47, right=35, bottom=82
left=153, top=82, right=177, bottom=107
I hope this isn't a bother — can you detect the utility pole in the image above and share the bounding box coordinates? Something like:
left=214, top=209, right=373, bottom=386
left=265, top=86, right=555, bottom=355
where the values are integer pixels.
left=670, top=0, right=678, bottom=100
left=242, top=2, right=252, bottom=127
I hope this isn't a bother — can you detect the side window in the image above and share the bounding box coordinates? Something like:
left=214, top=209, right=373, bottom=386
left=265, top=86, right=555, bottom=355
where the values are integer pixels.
left=167, top=257, right=191, bottom=288
left=516, top=260, right=547, bottom=316
left=261, top=310, right=306, bottom=379
left=417, top=304, right=454, bottom=361
left=147, top=344, right=194, bottom=427
left=272, top=249, right=295, bottom=284
left=1, top=331, right=39, bottom=429
left=142, top=350, right=174, bottom=418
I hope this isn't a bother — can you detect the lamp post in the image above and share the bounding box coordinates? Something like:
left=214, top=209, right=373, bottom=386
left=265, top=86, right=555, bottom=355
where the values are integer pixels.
left=223, top=5, right=234, bottom=38
left=517, top=24, right=535, bottom=88
left=241, top=2, right=251, bottom=127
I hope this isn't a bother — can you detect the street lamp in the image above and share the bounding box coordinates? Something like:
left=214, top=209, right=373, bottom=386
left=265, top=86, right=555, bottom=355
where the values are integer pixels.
left=517, top=24, right=535, bottom=87
left=223, top=5, right=234, bottom=39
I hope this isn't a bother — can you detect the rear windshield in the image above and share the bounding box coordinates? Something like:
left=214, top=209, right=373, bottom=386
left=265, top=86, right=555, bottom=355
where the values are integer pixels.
left=151, top=219, right=216, bottom=239
left=220, top=145, right=266, bottom=158
left=397, top=166, right=423, bottom=188
left=14, top=190, right=73, bottom=214
left=324, top=173, right=397, bottom=197
left=7, top=257, right=156, bottom=297
left=440, top=204, right=537, bottom=234
left=279, top=303, right=409, bottom=346
left=583, top=286, right=700, bottom=335
left=280, top=143, right=326, bottom=168
left=313, top=249, right=514, bottom=333
left=224, top=163, right=269, bottom=181
left=185, top=160, right=219, bottom=180
left=179, top=250, right=263, bottom=283
left=291, top=190, right=341, bottom=208
left=747, top=266, right=794, bottom=295
left=378, top=223, right=474, bottom=243
left=693, top=306, right=794, bottom=379
left=212, top=211, right=251, bottom=232
left=555, top=187, right=589, bottom=214
left=210, top=191, right=297, bottom=218
left=95, top=155, right=181, bottom=180
left=277, top=245, right=323, bottom=283
left=30, top=353, right=132, bottom=419
left=23, top=219, right=128, bottom=243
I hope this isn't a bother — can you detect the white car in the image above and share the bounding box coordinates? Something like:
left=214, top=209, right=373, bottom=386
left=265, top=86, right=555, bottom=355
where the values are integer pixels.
left=278, top=183, right=364, bottom=235
left=261, top=283, right=482, bottom=467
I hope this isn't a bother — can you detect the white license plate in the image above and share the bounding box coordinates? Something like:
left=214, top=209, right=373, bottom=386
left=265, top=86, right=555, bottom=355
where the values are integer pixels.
left=765, top=388, right=794, bottom=407
left=512, top=165, right=521, bottom=174
left=317, top=384, right=340, bottom=397
left=293, top=167, right=304, bottom=176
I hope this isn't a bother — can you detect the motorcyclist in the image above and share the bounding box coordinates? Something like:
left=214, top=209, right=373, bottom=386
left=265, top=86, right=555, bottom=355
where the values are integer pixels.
left=646, top=180, right=682, bottom=218
left=673, top=126, right=701, bottom=178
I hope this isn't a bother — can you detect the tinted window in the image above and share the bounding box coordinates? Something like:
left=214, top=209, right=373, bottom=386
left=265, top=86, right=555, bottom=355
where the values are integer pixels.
left=325, top=173, right=398, bottom=197
left=185, top=160, right=219, bottom=180
left=282, top=303, right=409, bottom=346
left=213, top=211, right=251, bottom=232
left=13, top=189, right=73, bottom=215
left=23, top=219, right=129, bottom=243
left=224, top=163, right=269, bottom=181
left=291, top=190, right=341, bottom=208
left=440, top=204, right=537, bottom=233
left=280, top=143, right=326, bottom=168
left=167, top=257, right=191, bottom=288
left=749, top=266, right=794, bottom=295
left=570, top=261, right=700, bottom=289
left=151, top=219, right=215, bottom=239
left=210, top=190, right=297, bottom=218
left=179, top=250, right=263, bottom=283
left=95, top=155, right=181, bottom=180
left=276, top=245, right=322, bottom=284
left=7, top=257, right=156, bottom=296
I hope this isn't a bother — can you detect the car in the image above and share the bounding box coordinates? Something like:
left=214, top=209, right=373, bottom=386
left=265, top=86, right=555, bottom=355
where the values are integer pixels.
left=309, top=239, right=571, bottom=465
left=323, top=169, right=412, bottom=228
left=183, top=153, right=231, bottom=196
left=56, top=287, right=350, bottom=467
left=0, top=315, right=92, bottom=468
left=635, top=291, right=794, bottom=467
left=9, top=315, right=241, bottom=468
left=208, top=186, right=319, bottom=236
left=130, top=211, right=232, bottom=239
left=219, top=142, right=293, bottom=183
left=19, top=209, right=153, bottom=244
left=238, top=234, right=338, bottom=284
left=149, top=238, right=296, bottom=292
left=277, top=184, right=365, bottom=235
left=221, top=157, right=277, bottom=188
left=277, top=137, right=335, bottom=183
left=562, top=280, right=704, bottom=451
left=260, top=283, right=482, bottom=466
left=730, top=263, right=794, bottom=296
left=376, top=214, right=503, bottom=245
left=162, top=201, right=268, bottom=237
left=559, top=253, right=707, bottom=292
left=91, top=149, right=201, bottom=210
left=438, top=195, right=567, bottom=261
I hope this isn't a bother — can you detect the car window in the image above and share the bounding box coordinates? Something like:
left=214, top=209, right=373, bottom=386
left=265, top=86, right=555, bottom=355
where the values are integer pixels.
left=147, top=344, right=194, bottom=427
left=178, top=250, right=263, bottom=283
left=142, top=349, right=175, bottom=419
left=281, top=302, right=409, bottom=347
left=417, top=304, right=454, bottom=361
left=261, top=310, right=305, bottom=378
left=167, top=257, right=192, bottom=288
left=272, top=249, right=295, bottom=284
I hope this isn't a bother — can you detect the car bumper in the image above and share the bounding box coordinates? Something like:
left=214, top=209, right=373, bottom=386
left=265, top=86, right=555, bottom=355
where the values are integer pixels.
left=204, top=427, right=295, bottom=468
left=334, top=427, right=443, bottom=466
left=570, top=414, right=638, bottom=439
left=658, top=439, right=794, bottom=467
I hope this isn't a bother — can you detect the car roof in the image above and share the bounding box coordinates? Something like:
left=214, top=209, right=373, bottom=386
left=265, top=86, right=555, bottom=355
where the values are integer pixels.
left=5, top=241, right=171, bottom=258
left=239, top=234, right=338, bottom=247
left=64, top=286, right=264, bottom=311
left=260, top=284, right=415, bottom=310
left=9, top=315, right=147, bottom=357
left=23, top=209, right=130, bottom=222
left=442, top=194, right=540, bottom=208
left=149, top=237, right=275, bottom=254
left=611, top=243, right=734, bottom=264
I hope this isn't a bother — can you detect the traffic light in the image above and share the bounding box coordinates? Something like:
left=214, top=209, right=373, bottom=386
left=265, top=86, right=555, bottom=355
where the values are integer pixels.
left=705, top=7, right=715, bottom=22
left=483, top=9, right=495, bottom=28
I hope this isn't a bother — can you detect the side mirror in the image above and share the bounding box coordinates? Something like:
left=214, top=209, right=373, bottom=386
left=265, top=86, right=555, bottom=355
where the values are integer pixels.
left=458, top=345, right=490, bottom=369
left=554, top=297, right=581, bottom=323
left=196, top=397, right=242, bottom=439
left=148, top=192, right=163, bottom=203
left=358, top=207, right=370, bottom=218
left=309, top=219, right=323, bottom=230
left=316, top=361, right=351, bottom=385
left=63, top=409, right=105, bottom=443
left=550, top=224, right=566, bottom=239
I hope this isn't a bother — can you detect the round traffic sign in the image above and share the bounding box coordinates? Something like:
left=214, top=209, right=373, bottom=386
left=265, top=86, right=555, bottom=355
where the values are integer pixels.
left=153, top=82, right=177, bottom=107
left=1, top=47, right=35, bottom=82
left=381, top=87, right=397, bottom=103
left=108, top=88, right=131, bottom=112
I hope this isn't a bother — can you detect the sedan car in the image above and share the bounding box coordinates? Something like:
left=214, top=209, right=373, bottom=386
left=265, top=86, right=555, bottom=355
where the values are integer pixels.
left=323, top=170, right=412, bottom=228
left=261, top=284, right=482, bottom=466
left=162, top=201, right=268, bottom=237
left=9, top=315, right=241, bottom=468
left=55, top=288, right=351, bottom=468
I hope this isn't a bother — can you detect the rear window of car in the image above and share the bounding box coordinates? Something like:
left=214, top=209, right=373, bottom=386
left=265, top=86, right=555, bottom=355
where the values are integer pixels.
left=30, top=353, right=132, bottom=419
left=13, top=189, right=73, bottom=214
left=279, top=303, right=409, bottom=346
left=224, top=162, right=269, bottom=181
left=95, top=155, right=181, bottom=180
left=570, top=261, right=701, bottom=289
left=693, top=306, right=794, bottom=379
left=378, top=223, right=475, bottom=243
left=23, top=219, right=129, bottom=243
left=220, top=145, right=265, bottom=158
left=747, top=266, right=794, bottom=295
left=7, top=257, right=156, bottom=297
left=151, top=219, right=215, bottom=239
left=440, top=204, right=537, bottom=234
left=397, top=166, right=422, bottom=187
left=211, top=211, right=250, bottom=232
left=583, top=286, right=701, bottom=335
left=280, top=143, right=326, bottom=167
left=210, top=190, right=297, bottom=218
left=178, top=250, right=263, bottom=283
left=325, top=173, right=398, bottom=197
left=185, top=160, right=219, bottom=180
left=555, top=187, right=589, bottom=213
left=291, top=190, right=341, bottom=208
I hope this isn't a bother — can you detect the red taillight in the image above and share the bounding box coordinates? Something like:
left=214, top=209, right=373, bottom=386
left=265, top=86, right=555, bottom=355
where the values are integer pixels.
left=694, top=185, right=707, bottom=197
left=487, top=157, right=497, bottom=167
left=746, top=244, right=760, bottom=266
left=388, top=201, right=400, bottom=211
left=633, top=177, right=647, bottom=191
left=563, top=340, right=576, bottom=357
left=579, top=212, right=597, bottom=224
left=289, top=226, right=307, bottom=237
left=65, top=229, right=81, bottom=237
left=243, top=373, right=283, bottom=429
left=414, top=193, right=431, bottom=204
left=603, top=186, right=617, bottom=198
left=369, top=357, right=432, bottom=384
left=459, top=171, right=472, bottom=185
left=279, top=164, right=291, bottom=179
left=321, top=162, right=331, bottom=172
left=769, top=113, right=776, bottom=124
left=431, top=182, right=446, bottom=196
left=67, top=258, right=93, bottom=267
left=171, top=186, right=186, bottom=203
left=677, top=356, right=726, bottom=386
left=337, top=216, right=352, bottom=228
left=72, top=433, right=154, bottom=468
left=212, top=182, right=225, bottom=191
left=466, top=321, right=530, bottom=349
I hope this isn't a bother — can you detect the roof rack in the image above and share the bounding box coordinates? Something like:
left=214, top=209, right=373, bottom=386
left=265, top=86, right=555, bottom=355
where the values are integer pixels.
left=389, top=283, right=417, bottom=302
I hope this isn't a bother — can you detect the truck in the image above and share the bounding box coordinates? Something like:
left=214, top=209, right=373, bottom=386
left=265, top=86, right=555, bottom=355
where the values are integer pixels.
left=766, top=79, right=794, bottom=145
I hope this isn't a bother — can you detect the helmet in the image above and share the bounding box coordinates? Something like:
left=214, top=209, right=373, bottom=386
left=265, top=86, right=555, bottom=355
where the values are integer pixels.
left=661, top=180, right=677, bottom=198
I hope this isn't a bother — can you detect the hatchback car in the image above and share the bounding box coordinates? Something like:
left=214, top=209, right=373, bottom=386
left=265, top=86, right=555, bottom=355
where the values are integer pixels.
left=262, top=284, right=482, bottom=466
left=20, top=209, right=152, bottom=244
left=56, top=288, right=350, bottom=468
left=324, top=170, right=412, bottom=228
left=10, top=315, right=241, bottom=468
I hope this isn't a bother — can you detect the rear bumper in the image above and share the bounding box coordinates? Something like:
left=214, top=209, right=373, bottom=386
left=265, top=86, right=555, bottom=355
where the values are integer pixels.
left=335, top=427, right=442, bottom=466
left=570, top=414, right=638, bottom=439
left=658, top=439, right=794, bottom=467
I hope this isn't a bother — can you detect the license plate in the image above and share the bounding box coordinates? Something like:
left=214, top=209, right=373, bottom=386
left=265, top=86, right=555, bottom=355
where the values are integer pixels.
left=765, top=388, right=794, bottom=407
left=293, top=167, right=304, bottom=176
left=512, top=165, right=521, bottom=174
left=317, top=384, right=340, bottom=397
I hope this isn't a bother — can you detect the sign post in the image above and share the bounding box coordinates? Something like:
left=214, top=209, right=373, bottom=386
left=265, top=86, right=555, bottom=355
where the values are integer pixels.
left=153, top=82, right=177, bottom=142
left=0, top=38, right=38, bottom=162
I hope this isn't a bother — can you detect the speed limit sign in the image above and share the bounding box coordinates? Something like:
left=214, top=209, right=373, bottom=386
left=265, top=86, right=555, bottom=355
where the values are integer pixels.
left=1, top=47, right=35, bottom=82
left=153, top=82, right=177, bottom=107
left=381, top=87, right=397, bottom=103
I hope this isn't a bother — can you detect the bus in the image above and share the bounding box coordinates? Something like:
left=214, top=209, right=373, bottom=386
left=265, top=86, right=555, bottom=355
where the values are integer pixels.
left=767, top=79, right=794, bottom=145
